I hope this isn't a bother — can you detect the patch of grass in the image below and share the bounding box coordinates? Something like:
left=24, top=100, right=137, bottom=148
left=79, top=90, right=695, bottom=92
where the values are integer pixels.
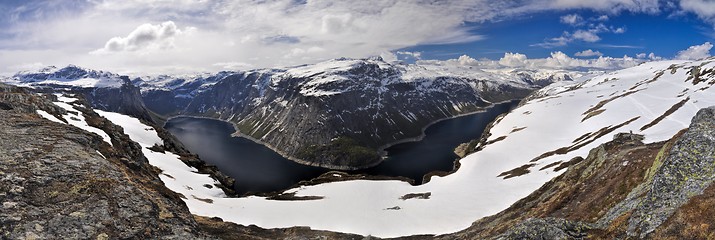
left=296, top=136, right=380, bottom=168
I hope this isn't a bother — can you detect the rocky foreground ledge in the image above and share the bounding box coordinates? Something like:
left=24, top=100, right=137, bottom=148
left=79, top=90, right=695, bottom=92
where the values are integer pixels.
left=0, top=83, right=208, bottom=238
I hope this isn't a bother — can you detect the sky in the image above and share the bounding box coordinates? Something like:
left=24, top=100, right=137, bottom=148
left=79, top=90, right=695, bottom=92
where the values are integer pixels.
left=1, top=0, right=715, bottom=75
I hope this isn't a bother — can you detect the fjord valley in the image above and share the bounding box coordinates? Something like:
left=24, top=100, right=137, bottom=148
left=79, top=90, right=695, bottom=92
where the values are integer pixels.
left=2, top=1, right=715, bottom=239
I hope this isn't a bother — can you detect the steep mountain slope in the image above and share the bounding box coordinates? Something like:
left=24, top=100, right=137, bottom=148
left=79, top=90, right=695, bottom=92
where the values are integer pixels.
left=133, top=72, right=235, bottom=116
left=134, top=58, right=714, bottom=238
left=0, top=83, right=211, bottom=239
left=437, top=106, right=715, bottom=239
left=173, top=57, right=579, bottom=169
left=7, top=65, right=159, bottom=124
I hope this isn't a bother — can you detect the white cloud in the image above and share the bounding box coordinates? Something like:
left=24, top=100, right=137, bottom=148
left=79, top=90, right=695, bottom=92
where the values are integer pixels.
left=397, top=51, right=423, bottom=60
left=427, top=51, right=641, bottom=71
left=680, top=0, right=715, bottom=23
left=548, top=0, right=662, bottom=13
left=575, top=49, right=604, bottom=57
left=212, top=62, right=254, bottom=70
left=572, top=30, right=601, bottom=42
left=675, top=42, right=713, bottom=60
left=92, top=21, right=183, bottom=54
left=636, top=52, right=663, bottom=60
left=499, top=52, right=529, bottom=67
left=560, top=14, right=584, bottom=26
left=457, top=55, right=479, bottom=66
left=0, top=0, right=707, bottom=75
left=534, top=23, right=626, bottom=48
left=379, top=52, right=399, bottom=63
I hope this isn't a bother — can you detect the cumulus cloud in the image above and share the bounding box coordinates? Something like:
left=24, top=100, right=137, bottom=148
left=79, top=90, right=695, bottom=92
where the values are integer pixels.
left=499, top=52, right=529, bottom=67
left=575, top=49, right=604, bottom=57
left=636, top=52, right=663, bottom=60
left=457, top=55, right=480, bottom=66
left=560, top=14, right=584, bottom=26
left=93, top=21, right=183, bottom=54
left=424, top=51, right=641, bottom=71
left=675, top=42, right=713, bottom=60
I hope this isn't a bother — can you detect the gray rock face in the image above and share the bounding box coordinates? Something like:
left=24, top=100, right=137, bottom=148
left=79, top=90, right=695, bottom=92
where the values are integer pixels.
left=76, top=76, right=158, bottom=123
left=626, top=106, right=715, bottom=237
left=135, top=72, right=234, bottom=116
left=496, top=218, right=591, bottom=240
left=0, top=83, right=209, bottom=239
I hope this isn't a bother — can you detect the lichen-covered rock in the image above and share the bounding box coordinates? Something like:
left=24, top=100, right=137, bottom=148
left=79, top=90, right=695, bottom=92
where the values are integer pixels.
left=626, top=106, right=715, bottom=237
left=0, top=83, right=211, bottom=239
left=495, top=218, right=591, bottom=240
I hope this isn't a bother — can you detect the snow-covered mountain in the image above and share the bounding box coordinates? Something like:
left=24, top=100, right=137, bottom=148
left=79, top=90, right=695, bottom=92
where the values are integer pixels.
left=171, top=57, right=584, bottom=169
left=2, top=65, right=158, bottom=124
left=115, top=58, right=713, bottom=238
left=9, top=65, right=125, bottom=88
left=2, top=59, right=585, bottom=170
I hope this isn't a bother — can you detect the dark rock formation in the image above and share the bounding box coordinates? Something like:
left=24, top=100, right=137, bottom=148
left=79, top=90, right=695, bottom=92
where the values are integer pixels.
left=495, top=218, right=591, bottom=240
left=78, top=76, right=159, bottom=124
left=0, top=83, right=210, bottom=239
left=625, top=106, right=715, bottom=237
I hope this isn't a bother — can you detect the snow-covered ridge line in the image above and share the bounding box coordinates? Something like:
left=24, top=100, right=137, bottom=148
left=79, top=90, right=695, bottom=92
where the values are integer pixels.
left=11, top=65, right=124, bottom=88
left=35, top=94, right=113, bottom=146
left=94, top=110, right=226, bottom=203
left=35, top=94, right=227, bottom=218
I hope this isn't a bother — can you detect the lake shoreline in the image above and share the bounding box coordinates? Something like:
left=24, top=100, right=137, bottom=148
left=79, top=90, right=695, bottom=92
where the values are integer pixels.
left=164, top=99, right=521, bottom=195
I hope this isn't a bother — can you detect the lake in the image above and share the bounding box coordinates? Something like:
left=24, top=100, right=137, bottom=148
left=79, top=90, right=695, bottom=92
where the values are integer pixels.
left=164, top=100, right=520, bottom=195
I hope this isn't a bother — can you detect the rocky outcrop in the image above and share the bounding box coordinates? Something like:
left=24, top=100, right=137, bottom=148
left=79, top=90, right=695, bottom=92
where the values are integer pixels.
left=195, top=216, right=367, bottom=240
left=617, top=106, right=715, bottom=238
left=65, top=76, right=160, bottom=125
left=495, top=218, right=591, bottom=240
left=0, top=83, right=210, bottom=239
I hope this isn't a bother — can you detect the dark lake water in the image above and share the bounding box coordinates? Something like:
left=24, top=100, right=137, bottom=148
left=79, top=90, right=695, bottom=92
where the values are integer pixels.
left=165, top=100, right=519, bottom=195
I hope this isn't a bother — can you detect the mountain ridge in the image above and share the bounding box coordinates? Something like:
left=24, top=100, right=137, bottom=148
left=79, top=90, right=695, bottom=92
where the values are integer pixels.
left=6, top=58, right=584, bottom=169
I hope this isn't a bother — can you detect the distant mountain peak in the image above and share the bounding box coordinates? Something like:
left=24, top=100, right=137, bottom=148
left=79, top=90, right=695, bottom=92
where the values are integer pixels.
left=10, top=64, right=124, bottom=88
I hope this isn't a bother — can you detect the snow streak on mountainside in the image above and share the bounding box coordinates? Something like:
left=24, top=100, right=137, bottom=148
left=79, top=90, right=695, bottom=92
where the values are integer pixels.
left=98, top=58, right=714, bottom=238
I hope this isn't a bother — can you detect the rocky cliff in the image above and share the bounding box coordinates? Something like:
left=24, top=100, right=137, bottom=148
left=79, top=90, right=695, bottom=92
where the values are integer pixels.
left=0, top=83, right=210, bottom=239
